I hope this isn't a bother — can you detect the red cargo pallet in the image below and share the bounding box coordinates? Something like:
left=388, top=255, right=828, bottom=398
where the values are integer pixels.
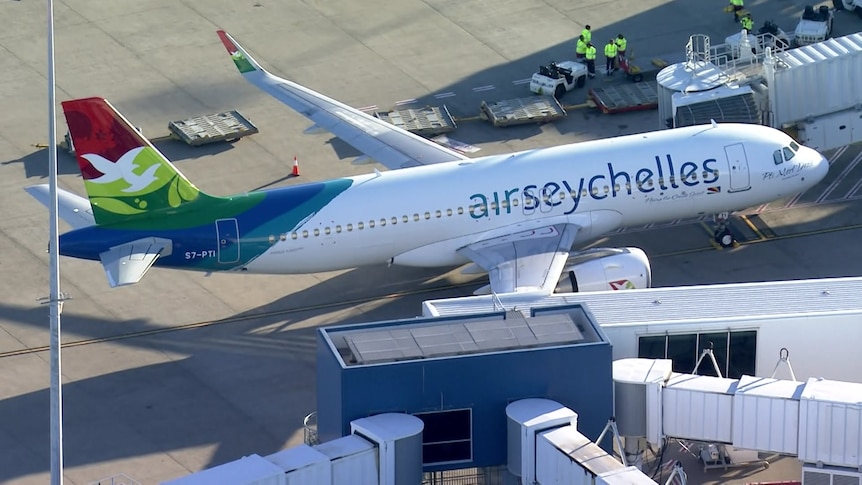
left=589, top=82, right=658, bottom=114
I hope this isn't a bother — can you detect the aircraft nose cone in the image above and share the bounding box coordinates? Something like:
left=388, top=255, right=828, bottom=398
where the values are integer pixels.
left=812, top=152, right=829, bottom=184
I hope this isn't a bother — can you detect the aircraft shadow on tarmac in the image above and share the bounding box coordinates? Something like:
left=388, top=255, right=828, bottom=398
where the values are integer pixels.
left=0, top=263, right=479, bottom=482
left=2, top=147, right=81, bottom=179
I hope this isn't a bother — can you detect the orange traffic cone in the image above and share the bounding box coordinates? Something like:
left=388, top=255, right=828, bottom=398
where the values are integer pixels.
left=291, top=156, right=300, bottom=176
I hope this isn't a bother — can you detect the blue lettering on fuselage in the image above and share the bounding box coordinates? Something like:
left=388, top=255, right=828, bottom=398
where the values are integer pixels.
left=469, top=154, right=720, bottom=218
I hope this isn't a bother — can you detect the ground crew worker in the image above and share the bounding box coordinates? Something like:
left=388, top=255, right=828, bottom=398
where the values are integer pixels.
left=576, top=35, right=587, bottom=60
left=615, top=34, right=627, bottom=59
left=581, top=25, right=592, bottom=45
left=585, top=42, right=597, bottom=78
left=741, top=14, right=753, bottom=32
left=604, top=39, right=618, bottom=75
left=729, top=0, right=744, bottom=22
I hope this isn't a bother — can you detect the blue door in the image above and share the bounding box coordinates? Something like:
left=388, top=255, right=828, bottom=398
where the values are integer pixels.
left=216, top=218, right=240, bottom=264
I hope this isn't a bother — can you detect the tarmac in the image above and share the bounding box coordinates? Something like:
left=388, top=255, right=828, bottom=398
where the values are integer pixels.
left=0, top=0, right=860, bottom=484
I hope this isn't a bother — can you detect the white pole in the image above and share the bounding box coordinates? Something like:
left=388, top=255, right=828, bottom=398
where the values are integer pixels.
left=47, top=0, right=64, bottom=483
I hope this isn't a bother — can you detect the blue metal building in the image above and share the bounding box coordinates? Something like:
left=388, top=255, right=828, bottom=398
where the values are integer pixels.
left=316, top=304, right=613, bottom=472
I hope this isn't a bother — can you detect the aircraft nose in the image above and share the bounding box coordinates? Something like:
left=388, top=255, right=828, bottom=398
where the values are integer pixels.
left=808, top=147, right=829, bottom=184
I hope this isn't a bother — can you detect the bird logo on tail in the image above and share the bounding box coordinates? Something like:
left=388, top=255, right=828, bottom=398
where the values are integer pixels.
left=81, top=147, right=161, bottom=193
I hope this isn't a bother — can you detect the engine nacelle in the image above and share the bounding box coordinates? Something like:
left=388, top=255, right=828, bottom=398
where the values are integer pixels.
left=555, top=247, right=651, bottom=293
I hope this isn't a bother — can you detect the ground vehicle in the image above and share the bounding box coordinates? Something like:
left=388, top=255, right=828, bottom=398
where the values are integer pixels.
left=725, top=20, right=791, bottom=58
left=834, top=0, right=862, bottom=18
left=529, top=61, right=588, bottom=99
left=794, top=5, right=834, bottom=45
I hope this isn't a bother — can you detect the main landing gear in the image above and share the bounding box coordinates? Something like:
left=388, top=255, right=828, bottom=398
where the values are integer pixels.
left=713, top=212, right=736, bottom=248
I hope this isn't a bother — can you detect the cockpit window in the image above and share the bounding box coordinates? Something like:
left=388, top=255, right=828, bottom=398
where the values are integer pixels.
left=790, top=141, right=799, bottom=152
left=773, top=149, right=783, bottom=165
left=783, top=147, right=795, bottom=161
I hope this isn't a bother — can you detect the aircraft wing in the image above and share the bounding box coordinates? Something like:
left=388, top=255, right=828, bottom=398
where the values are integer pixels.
left=217, top=30, right=469, bottom=170
left=99, top=237, right=172, bottom=287
left=457, top=223, right=580, bottom=295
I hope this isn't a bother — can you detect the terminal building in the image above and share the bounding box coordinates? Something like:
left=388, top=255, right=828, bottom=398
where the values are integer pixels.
left=164, top=276, right=862, bottom=484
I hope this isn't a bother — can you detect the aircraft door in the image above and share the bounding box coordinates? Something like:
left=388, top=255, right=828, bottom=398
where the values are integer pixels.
left=216, top=218, right=240, bottom=264
left=724, top=143, right=751, bottom=192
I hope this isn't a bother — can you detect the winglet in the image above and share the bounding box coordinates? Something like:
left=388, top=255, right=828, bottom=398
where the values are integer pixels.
left=217, top=30, right=265, bottom=75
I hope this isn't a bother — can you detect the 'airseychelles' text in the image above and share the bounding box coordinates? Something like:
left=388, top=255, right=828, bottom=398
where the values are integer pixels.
left=469, top=154, right=720, bottom=219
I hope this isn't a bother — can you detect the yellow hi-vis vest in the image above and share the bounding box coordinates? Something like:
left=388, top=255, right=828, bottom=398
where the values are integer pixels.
left=576, top=39, right=587, bottom=54
left=616, top=37, right=627, bottom=52
left=730, top=0, right=743, bottom=7
left=604, top=43, right=618, bottom=57
left=585, top=46, right=597, bottom=60
left=741, top=16, right=753, bottom=30
left=581, top=28, right=592, bottom=44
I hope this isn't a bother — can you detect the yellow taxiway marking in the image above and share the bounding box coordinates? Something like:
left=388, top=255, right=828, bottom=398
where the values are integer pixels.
left=739, top=214, right=767, bottom=240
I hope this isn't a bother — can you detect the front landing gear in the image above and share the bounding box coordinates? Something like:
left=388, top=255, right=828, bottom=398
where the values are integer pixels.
left=713, top=212, right=736, bottom=248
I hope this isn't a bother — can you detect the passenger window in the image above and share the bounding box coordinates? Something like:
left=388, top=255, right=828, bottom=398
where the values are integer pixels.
left=268, top=235, right=276, bottom=244
left=358, top=222, right=364, bottom=230
left=603, top=186, right=609, bottom=194
left=347, top=224, right=353, bottom=231
left=368, top=220, right=375, bottom=228
left=425, top=212, right=431, bottom=220
left=511, top=199, right=519, bottom=207
left=591, top=186, right=599, bottom=195
left=436, top=210, right=442, bottom=218
left=291, top=232, right=298, bottom=240
left=403, top=215, right=409, bottom=223
left=379, top=219, right=385, bottom=227
left=302, top=230, right=309, bottom=238
left=325, top=227, right=331, bottom=235
left=279, top=234, right=287, bottom=241
left=783, top=147, right=795, bottom=161
left=336, top=225, right=342, bottom=233
left=313, top=228, right=320, bottom=236
left=614, top=184, right=620, bottom=193
left=447, top=208, right=453, bottom=216
left=773, top=149, right=783, bottom=165
left=414, top=213, right=420, bottom=222
left=457, top=207, right=464, bottom=215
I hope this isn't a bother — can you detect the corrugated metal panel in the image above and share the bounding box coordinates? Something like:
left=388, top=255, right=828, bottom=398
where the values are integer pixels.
left=423, top=277, right=862, bottom=325
left=162, top=454, right=287, bottom=485
left=732, top=375, right=802, bottom=454
left=315, top=435, right=379, bottom=485
left=798, top=378, right=862, bottom=468
left=536, top=426, right=624, bottom=484
left=772, top=33, right=862, bottom=126
left=662, top=373, right=736, bottom=442
left=265, top=446, right=332, bottom=485
left=596, top=466, right=659, bottom=484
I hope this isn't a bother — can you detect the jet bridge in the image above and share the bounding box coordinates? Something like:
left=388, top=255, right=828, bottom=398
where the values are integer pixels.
left=613, top=358, right=862, bottom=484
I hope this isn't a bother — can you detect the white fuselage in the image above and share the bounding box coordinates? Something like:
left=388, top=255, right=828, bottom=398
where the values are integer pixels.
left=245, top=123, right=828, bottom=274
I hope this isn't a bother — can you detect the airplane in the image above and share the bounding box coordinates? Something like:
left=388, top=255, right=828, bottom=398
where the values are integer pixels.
left=23, top=31, right=828, bottom=294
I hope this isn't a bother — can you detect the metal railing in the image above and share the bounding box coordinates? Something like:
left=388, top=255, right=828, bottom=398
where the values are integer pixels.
left=303, top=411, right=320, bottom=445
left=422, top=465, right=515, bottom=485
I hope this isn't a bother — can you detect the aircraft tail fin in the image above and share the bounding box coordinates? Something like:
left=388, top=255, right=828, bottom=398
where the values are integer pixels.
left=62, top=97, right=216, bottom=226
left=217, top=30, right=268, bottom=76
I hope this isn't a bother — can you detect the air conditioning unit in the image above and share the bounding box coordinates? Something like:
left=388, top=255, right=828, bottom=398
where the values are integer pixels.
left=802, top=463, right=862, bottom=485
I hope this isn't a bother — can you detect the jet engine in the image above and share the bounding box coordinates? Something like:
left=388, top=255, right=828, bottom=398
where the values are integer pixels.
left=554, top=247, right=651, bottom=293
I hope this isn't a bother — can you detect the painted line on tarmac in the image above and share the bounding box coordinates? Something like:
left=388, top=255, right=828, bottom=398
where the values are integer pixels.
left=656, top=221, right=862, bottom=259
left=816, top=150, right=862, bottom=204
left=739, top=214, right=767, bottom=240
